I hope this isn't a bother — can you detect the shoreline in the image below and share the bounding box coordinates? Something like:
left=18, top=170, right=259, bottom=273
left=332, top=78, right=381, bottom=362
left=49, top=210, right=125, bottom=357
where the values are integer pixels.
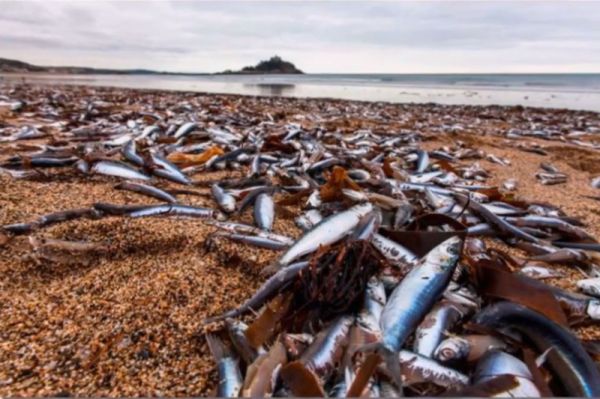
left=1, top=84, right=600, bottom=396
left=3, top=73, right=600, bottom=112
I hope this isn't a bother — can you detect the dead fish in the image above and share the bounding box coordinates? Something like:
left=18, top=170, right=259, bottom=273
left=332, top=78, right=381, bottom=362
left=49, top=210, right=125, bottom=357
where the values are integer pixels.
left=299, top=316, right=354, bottom=379
left=205, top=334, right=243, bottom=398
left=379, top=350, right=468, bottom=389
left=473, top=351, right=541, bottom=397
left=122, top=140, right=145, bottom=166
left=115, top=181, right=177, bottom=203
left=577, top=278, right=600, bottom=298
left=506, top=215, right=595, bottom=241
left=536, top=171, right=567, bottom=185
left=379, top=236, right=462, bottom=386
left=486, top=154, right=510, bottom=166
left=474, top=301, right=600, bottom=397
left=265, top=203, right=373, bottom=273
left=415, top=149, right=429, bottom=173
left=150, top=152, right=191, bottom=185
left=226, top=319, right=262, bottom=365
left=433, top=334, right=508, bottom=363
left=519, top=265, right=565, bottom=280
left=0, top=166, right=41, bottom=179
left=540, top=162, right=560, bottom=174
left=254, top=192, right=274, bottom=231
left=351, top=211, right=381, bottom=241
left=92, top=160, right=150, bottom=181
left=173, top=122, right=198, bottom=139
left=356, top=277, right=387, bottom=343
left=206, top=220, right=293, bottom=245
left=211, top=184, right=236, bottom=213
left=203, top=261, right=309, bottom=324
left=591, top=176, right=600, bottom=189
left=128, top=204, right=216, bottom=219
left=29, top=236, right=109, bottom=254
left=413, top=301, right=467, bottom=358
left=453, top=192, right=540, bottom=243
left=295, top=209, right=323, bottom=231
left=372, top=233, right=418, bottom=267
left=218, top=232, right=288, bottom=250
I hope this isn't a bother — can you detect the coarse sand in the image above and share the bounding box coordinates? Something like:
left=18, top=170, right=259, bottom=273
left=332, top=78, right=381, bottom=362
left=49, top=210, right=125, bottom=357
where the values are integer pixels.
left=1, top=85, right=600, bottom=396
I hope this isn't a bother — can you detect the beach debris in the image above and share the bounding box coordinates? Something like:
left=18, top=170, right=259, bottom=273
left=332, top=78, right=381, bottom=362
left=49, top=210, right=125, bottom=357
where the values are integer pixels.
left=1, top=83, right=600, bottom=397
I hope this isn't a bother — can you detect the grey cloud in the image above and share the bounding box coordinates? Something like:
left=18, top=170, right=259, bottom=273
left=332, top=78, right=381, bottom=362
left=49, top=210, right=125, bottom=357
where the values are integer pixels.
left=0, top=1, right=599, bottom=73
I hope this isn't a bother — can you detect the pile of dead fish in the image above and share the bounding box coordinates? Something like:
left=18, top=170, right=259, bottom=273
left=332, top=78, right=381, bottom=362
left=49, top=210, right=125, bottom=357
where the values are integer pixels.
left=2, top=85, right=600, bottom=396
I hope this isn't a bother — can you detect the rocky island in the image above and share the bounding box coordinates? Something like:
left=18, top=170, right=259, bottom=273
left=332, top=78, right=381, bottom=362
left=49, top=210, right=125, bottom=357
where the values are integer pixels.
left=219, top=55, right=303, bottom=74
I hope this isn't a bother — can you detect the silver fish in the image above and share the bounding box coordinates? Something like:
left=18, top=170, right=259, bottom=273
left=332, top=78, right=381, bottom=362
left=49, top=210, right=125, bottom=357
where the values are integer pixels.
left=433, top=334, right=508, bottom=363
left=300, top=315, right=354, bottom=378
left=267, top=203, right=373, bottom=272
left=380, top=350, right=469, bottom=389
left=372, top=233, right=418, bottom=266
left=91, top=160, right=150, bottom=181
left=577, top=278, right=600, bottom=298
left=128, top=204, right=215, bottom=219
left=356, top=277, right=387, bottom=342
left=219, top=232, right=288, bottom=250
left=173, top=122, right=198, bottom=139
left=211, top=184, right=236, bottom=213
left=226, top=319, right=263, bottom=365
left=254, top=192, right=274, bottom=231
left=413, top=301, right=466, bottom=358
left=380, top=236, right=462, bottom=383
left=519, top=265, right=565, bottom=280
left=203, top=261, right=309, bottom=324
left=473, top=351, right=541, bottom=397
left=115, top=181, right=177, bottom=203
left=206, top=333, right=243, bottom=397
left=415, top=149, right=429, bottom=173
left=295, top=209, right=323, bottom=231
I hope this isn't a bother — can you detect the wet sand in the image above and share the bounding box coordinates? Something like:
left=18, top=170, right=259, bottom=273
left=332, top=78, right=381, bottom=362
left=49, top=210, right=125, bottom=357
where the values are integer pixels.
left=3, top=72, right=600, bottom=112
left=1, top=84, right=599, bottom=396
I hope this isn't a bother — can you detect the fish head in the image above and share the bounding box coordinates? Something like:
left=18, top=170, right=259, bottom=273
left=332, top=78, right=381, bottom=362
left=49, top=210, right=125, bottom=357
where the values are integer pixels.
left=433, top=337, right=469, bottom=363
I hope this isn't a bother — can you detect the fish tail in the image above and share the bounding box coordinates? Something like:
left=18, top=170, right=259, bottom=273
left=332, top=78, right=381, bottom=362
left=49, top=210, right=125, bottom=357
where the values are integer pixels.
left=381, top=347, right=404, bottom=395
left=353, top=342, right=403, bottom=394
left=205, top=333, right=231, bottom=360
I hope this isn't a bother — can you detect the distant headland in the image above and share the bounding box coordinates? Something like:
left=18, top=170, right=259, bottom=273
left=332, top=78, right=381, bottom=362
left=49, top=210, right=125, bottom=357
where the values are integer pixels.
left=0, top=55, right=303, bottom=76
left=0, top=57, right=188, bottom=75
left=218, top=56, right=303, bottom=75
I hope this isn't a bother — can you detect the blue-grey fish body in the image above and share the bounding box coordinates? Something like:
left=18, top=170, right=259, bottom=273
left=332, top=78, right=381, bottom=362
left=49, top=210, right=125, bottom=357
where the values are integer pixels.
left=92, top=160, right=150, bottom=181
left=254, top=192, right=274, bottom=231
left=381, top=236, right=462, bottom=353
left=211, top=184, right=236, bottom=213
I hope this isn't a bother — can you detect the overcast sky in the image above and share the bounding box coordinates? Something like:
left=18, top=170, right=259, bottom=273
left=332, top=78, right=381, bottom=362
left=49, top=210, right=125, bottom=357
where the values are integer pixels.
left=2, top=1, right=600, bottom=73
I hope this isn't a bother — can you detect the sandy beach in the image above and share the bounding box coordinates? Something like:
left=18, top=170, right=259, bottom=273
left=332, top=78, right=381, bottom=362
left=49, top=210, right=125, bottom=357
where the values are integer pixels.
left=1, top=83, right=600, bottom=396
left=3, top=72, right=600, bottom=112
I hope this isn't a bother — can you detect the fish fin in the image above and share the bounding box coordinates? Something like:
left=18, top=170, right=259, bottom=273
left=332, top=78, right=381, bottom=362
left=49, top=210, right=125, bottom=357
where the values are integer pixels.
left=380, top=347, right=404, bottom=394
left=352, top=342, right=403, bottom=393
left=205, top=333, right=231, bottom=360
